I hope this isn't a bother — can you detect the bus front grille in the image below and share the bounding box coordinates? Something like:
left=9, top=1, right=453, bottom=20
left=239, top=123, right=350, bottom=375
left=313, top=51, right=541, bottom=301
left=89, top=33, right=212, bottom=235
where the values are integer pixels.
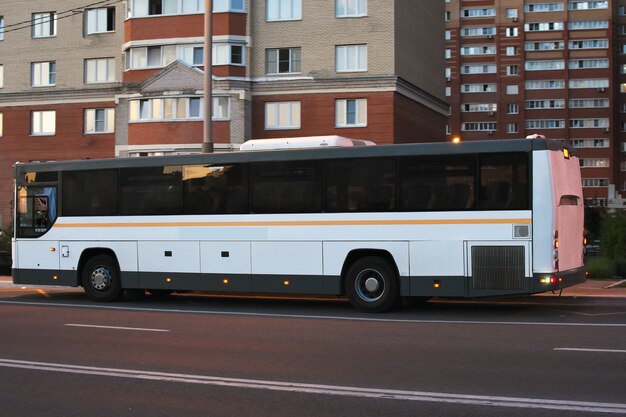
left=471, top=246, right=525, bottom=290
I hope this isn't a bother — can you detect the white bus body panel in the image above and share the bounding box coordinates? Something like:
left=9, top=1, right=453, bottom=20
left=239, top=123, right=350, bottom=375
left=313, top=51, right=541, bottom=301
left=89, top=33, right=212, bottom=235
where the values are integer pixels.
left=201, top=242, right=251, bottom=274
left=59, top=241, right=138, bottom=273
left=252, top=242, right=322, bottom=275
left=410, top=241, right=464, bottom=277
left=324, top=241, right=410, bottom=277
left=138, top=241, right=200, bottom=273
left=16, top=240, right=59, bottom=271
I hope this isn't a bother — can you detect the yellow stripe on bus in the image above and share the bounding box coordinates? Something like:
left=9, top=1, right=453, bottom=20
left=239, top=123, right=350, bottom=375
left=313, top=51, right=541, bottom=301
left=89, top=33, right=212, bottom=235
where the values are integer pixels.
left=53, top=218, right=531, bottom=228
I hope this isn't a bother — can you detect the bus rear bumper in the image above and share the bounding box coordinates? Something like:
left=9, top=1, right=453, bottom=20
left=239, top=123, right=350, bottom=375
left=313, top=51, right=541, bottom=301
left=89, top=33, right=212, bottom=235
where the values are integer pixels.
left=531, top=267, right=586, bottom=294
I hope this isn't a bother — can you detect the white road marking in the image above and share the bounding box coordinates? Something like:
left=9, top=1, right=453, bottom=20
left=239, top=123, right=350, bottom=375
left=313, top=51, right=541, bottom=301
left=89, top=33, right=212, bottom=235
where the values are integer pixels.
left=65, top=324, right=169, bottom=332
left=2, top=299, right=626, bottom=327
left=554, top=348, right=626, bottom=354
left=0, top=358, right=624, bottom=414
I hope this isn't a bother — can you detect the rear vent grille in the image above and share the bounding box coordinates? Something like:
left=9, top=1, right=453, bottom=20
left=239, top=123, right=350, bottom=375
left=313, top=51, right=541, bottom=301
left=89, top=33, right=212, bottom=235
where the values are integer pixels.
left=472, top=246, right=525, bottom=290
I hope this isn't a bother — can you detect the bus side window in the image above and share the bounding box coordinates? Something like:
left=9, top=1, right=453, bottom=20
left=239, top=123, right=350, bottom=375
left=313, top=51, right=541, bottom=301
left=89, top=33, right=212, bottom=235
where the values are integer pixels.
left=34, top=195, right=49, bottom=228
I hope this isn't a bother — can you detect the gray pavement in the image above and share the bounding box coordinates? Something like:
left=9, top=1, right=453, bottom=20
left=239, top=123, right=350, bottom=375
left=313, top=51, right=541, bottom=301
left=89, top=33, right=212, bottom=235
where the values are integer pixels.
left=1, top=275, right=625, bottom=298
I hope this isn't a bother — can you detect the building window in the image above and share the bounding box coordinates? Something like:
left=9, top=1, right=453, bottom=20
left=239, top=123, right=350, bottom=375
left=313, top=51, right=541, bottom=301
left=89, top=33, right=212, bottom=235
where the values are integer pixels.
left=460, top=27, right=496, bottom=37
left=461, top=64, right=496, bottom=74
left=507, top=104, right=519, bottom=114
left=85, top=7, right=115, bottom=34
left=525, top=60, right=565, bottom=71
left=31, top=110, right=56, bottom=135
left=461, top=122, right=497, bottom=132
left=506, top=8, right=518, bottom=18
left=462, top=103, right=497, bottom=113
left=213, top=0, right=245, bottom=12
left=85, top=58, right=115, bottom=83
left=526, top=119, right=565, bottom=129
left=525, top=41, right=564, bottom=51
left=462, top=8, right=496, bottom=18
left=265, top=101, right=300, bottom=129
left=525, top=22, right=564, bottom=31
left=461, top=83, right=497, bottom=93
left=569, top=118, right=609, bottom=128
left=267, top=0, right=301, bottom=21
left=505, top=27, right=519, bottom=37
left=568, top=39, right=608, bottom=49
left=506, top=65, right=519, bottom=76
left=336, top=0, right=366, bottom=17
left=569, top=59, right=608, bottom=69
left=525, top=80, right=565, bottom=90
left=461, top=46, right=496, bottom=56
left=336, top=99, right=367, bottom=127
left=506, top=85, right=519, bottom=95
left=0, top=113, right=3, bottom=136
left=129, top=97, right=203, bottom=121
left=507, top=123, right=518, bottom=133
left=85, top=108, right=115, bottom=134
left=580, top=158, right=609, bottom=168
left=32, top=12, right=57, bottom=38
left=569, top=79, right=609, bottom=89
left=212, top=96, right=230, bottom=120
left=506, top=46, right=518, bottom=56
left=336, top=44, right=367, bottom=72
left=130, top=0, right=204, bottom=17
left=525, top=3, right=564, bottom=12
left=0, top=16, right=4, bottom=40
left=31, top=61, right=56, bottom=87
left=526, top=99, right=565, bottom=109
left=569, top=99, right=609, bottom=108
left=571, top=138, right=609, bottom=148
left=0, top=64, right=3, bottom=88
left=568, top=1, right=608, bottom=10
left=568, top=20, right=608, bottom=30
left=213, top=44, right=244, bottom=66
left=266, top=48, right=301, bottom=74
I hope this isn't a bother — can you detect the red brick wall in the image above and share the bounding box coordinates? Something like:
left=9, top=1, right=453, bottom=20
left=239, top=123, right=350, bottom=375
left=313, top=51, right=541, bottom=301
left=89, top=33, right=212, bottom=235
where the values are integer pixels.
left=394, top=93, right=447, bottom=144
left=0, top=103, right=115, bottom=228
left=128, top=120, right=230, bottom=145
left=252, top=92, right=395, bottom=144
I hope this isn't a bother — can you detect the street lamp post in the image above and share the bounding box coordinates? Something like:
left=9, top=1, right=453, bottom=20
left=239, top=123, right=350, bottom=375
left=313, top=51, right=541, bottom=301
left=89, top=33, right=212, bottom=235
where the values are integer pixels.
left=202, top=0, right=214, bottom=153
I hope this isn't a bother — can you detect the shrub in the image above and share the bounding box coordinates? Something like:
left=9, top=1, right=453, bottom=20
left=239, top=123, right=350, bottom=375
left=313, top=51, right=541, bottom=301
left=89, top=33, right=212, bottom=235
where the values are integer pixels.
left=585, top=257, right=615, bottom=279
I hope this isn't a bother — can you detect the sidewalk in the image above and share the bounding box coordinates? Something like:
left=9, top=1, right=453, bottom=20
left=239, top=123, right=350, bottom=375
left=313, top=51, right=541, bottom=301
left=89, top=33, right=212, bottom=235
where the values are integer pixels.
left=1, top=275, right=625, bottom=298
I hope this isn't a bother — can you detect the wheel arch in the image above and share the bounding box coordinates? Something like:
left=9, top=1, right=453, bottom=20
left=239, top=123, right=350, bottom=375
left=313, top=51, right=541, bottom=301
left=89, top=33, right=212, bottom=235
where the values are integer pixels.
left=77, top=248, right=119, bottom=287
left=340, top=249, right=400, bottom=295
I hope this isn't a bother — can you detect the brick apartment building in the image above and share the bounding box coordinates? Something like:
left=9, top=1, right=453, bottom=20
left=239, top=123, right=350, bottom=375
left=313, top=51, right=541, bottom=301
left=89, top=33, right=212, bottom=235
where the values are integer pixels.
left=445, top=0, right=626, bottom=208
left=0, top=0, right=447, bottom=227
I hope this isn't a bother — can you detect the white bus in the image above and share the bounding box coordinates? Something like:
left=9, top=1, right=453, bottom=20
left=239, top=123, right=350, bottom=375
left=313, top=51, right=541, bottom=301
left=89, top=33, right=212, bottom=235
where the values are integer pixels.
left=12, top=138, right=585, bottom=312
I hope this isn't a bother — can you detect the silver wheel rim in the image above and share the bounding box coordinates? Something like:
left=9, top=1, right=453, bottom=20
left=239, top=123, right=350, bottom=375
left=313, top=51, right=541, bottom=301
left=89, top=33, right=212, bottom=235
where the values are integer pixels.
left=354, top=268, right=385, bottom=302
left=90, top=266, right=112, bottom=291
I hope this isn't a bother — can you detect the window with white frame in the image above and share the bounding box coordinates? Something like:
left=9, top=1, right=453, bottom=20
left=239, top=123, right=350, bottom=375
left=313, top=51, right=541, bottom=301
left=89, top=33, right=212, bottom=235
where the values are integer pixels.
left=461, top=64, right=496, bottom=74
left=569, top=59, right=608, bottom=69
left=213, top=0, right=244, bottom=12
left=568, top=20, right=608, bottom=29
left=31, top=110, right=56, bottom=135
left=31, top=61, right=56, bottom=87
left=85, top=7, right=115, bottom=34
left=0, top=64, right=3, bottom=88
left=526, top=99, right=565, bottom=109
left=461, top=122, right=497, bottom=131
left=181, top=45, right=204, bottom=66
left=267, top=0, right=301, bottom=21
left=568, top=1, right=608, bottom=10
left=461, top=45, right=496, bottom=55
left=128, top=45, right=177, bottom=69
left=569, top=79, right=608, bottom=89
left=525, top=80, right=565, bottom=89
left=265, top=101, right=300, bottom=129
left=506, top=46, right=518, bottom=56
left=336, top=44, right=367, bottom=72
left=507, top=123, right=518, bottom=133
left=569, top=98, right=609, bottom=108
left=461, top=103, right=497, bottom=112
left=336, top=0, right=366, bottom=17
left=0, top=16, right=4, bottom=41
left=506, top=85, right=519, bottom=95
left=526, top=119, right=565, bottom=129
left=505, top=27, right=519, bottom=37
left=85, top=58, right=115, bottom=83
left=32, top=12, right=57, bottom=38
left=462, top=8, right=496, bottom=17
left=525, top=22, right=564, bottom=31
left=569, top=118, right=609, bottom=128
left=525, top=60, right=565, bottom=71
left=571, top=138, right=608, bottom=148
left=506, top=8, right=518, bottom=18
left=266, top=48, right=301, bottom=74
left=336, top=99, right=367, bottom=127
left=461, top=83, right=497, bottom=93
left=460, top=27, right=496, bottom=37
left=85, top=108, right=115, bottom=134
left=507, top=104, right=519, bottom=114
left=129, top=97, right=203, bottom=121
left=568, top=39, right=608, bottom=49
left=525, top=41, right=564, bottom=51
left=130, top=0, right=204, bottom=17
left=506, top=65, right=519, bottom=75
left=580, top=158, right=609, bottom=168
left=213, top=44, right=244, bottom=65
left=212, top=96, right=230, bottom=120
left=524, top=3, right=564, bottom=12
left=0, top=113, right=3, bottom=137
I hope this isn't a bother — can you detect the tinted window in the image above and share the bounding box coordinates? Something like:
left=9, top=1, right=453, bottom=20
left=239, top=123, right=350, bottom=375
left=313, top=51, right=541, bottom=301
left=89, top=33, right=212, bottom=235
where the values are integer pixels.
left=478, top=153, right=529, bottom=210
left=62, top=169, right=118, bottom=216
left=400, top=155, right=476, bottom=211
left=120, top=166, right=182, bottom=215
left=184, top=164, right=249, bottom=214
left=326, top=157, right=396, bottom=212
left=251, top=161, right=322, bottom=213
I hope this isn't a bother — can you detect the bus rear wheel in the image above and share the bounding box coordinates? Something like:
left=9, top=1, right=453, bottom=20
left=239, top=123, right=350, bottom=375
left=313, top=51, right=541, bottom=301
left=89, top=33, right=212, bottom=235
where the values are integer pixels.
left=82, top=254, right=123, bottom=302
left=344, top=256, right=400, bottom=313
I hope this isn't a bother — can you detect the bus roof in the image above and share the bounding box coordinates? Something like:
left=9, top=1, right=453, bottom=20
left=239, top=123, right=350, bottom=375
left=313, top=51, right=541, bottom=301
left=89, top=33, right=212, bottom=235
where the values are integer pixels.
left=14, top=138, right=570, bottom=175
left=239, top=135, right=376, bottom=151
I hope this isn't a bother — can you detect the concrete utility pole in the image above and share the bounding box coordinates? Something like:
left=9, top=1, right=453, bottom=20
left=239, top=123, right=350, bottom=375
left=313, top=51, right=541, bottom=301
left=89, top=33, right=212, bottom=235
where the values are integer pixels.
left=202, top=0, right=214, bottom=153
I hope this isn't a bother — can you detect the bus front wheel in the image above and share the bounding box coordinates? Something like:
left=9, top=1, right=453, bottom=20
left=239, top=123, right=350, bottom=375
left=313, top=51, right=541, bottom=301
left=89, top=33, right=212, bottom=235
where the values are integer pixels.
left=344, top=256, right=400, bottom=313
left=82, top=254, right=123, bottom=302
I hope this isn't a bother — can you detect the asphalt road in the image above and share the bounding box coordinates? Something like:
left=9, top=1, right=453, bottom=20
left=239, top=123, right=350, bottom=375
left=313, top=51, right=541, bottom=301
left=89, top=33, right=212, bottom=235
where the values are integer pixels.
left=1, top=285, right=625, bottom=417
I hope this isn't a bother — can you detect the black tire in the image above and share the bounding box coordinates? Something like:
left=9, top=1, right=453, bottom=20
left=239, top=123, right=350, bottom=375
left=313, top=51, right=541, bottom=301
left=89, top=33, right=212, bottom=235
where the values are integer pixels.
left=82, top=254, right=123, bottom=302
left=344, top=256, right=400, bottom=313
